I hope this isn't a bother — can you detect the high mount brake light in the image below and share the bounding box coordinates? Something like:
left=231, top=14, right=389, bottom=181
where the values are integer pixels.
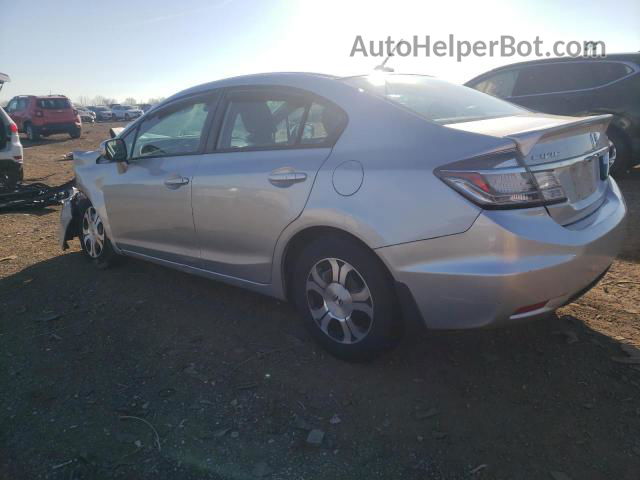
left=435, top=150, right=567, bottom=209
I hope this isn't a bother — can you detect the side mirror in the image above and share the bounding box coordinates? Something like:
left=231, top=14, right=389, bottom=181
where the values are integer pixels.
left=104, top=138, right=128, bottom=163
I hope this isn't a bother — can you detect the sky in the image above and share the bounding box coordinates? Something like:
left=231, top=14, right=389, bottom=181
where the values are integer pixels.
left=1, top=0, right=639, bottom=104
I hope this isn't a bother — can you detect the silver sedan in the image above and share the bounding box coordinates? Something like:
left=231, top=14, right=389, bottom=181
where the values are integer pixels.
left=60, top=73, right=626, bottom=360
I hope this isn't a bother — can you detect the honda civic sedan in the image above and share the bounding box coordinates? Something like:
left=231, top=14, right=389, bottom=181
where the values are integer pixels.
left=60, top=72, right=626, bottom=360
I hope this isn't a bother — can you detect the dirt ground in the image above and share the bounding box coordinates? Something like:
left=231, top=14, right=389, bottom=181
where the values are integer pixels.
left=1, top=123, right=639, bottom=480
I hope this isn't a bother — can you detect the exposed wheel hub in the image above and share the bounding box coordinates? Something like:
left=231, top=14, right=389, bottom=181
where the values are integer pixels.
left=324, top=282, right=353, bottom=320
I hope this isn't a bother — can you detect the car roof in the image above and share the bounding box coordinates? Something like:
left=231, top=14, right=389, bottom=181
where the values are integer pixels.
left=35, top=95, right=69, bottom=99
left=168, top=72, right=338, bottom=99
left=465, top=52, right=640, bottom=84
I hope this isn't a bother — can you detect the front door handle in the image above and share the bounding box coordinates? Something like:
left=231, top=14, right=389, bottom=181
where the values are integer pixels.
left=268, top=171, right=307, bottom=187
left=164, top=176, right=190, bottom=189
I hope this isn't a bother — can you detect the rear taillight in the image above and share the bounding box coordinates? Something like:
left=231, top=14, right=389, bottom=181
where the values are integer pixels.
left=35, top=110, right=43, bottom=117
left=9, top=123, right=18, bottom=133
left=435, top=150, right=566, bottom=209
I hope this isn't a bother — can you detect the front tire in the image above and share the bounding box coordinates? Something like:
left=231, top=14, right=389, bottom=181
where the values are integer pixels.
left=78, top=199, right=117, bottom=269
left=291, top=235, right=400, bottom=361
left=69, top=128, right=81, bottom=139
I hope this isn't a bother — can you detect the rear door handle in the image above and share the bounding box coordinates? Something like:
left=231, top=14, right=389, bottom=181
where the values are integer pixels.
left=164, top=176, right=190, bottom=189
left=268, top=171, right=307, bottom=187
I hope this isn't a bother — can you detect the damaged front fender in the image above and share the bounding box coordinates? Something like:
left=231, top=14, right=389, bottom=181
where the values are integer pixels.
left=59, top=187, right=80, bottom=250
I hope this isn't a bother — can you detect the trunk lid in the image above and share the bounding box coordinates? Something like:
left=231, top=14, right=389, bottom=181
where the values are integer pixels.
left=447, top=113, right=612, bottom=225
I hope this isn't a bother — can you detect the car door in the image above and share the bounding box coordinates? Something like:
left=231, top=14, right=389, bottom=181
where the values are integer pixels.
left=102, top=93, right=218, bottom=265
left=192, top=88, right=347, bottom=284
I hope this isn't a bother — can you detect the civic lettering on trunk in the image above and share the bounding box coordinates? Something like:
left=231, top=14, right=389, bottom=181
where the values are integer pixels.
left=530, top=151, right=560, bottom=162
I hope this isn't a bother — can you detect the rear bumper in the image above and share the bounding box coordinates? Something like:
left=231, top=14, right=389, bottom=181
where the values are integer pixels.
left=378, top=179, right=627, bottom=330
left=35, top=122, right=80, bottom=134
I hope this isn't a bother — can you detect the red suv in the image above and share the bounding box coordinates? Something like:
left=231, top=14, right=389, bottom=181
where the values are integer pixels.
left=5, top=95, right=81, bottom=141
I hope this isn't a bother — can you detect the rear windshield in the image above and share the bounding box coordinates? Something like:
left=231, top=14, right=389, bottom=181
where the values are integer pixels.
left=37, top=98, right=71, bottom=110
left=342, top=74, right=526, bottom=124
left=93, top=107, right=107, bottom=111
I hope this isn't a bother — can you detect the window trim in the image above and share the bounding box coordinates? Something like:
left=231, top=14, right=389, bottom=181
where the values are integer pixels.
left=507, top=60, right=638, bottom=98
left=207, top=85, right=348, bottom=154
left=126, top=91, right=221, bottom=162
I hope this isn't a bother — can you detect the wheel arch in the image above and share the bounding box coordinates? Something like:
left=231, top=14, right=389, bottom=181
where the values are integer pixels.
left=280, top=225, right=397, bottom=303
left=606, top=121, right=632, bottom=150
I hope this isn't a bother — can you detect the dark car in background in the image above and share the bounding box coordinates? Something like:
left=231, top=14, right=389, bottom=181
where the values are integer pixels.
left=465, top=53, right=640, bottom=175
left=5, top=95, right=82, bottom=141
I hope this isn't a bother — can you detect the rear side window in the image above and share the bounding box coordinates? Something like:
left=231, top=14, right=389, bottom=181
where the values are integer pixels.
left=513, top=63, right=605, bottom=95
left=131, top=99, right=211, bottom=159
left=592, top=62, right=632, bottom=85
left=220, top=97, right=307, bottom=149
left=471, top=69, right=519, bottom=98
left=37, top=98, right=71, bottom=109
left=217, top=91, right=346, bottom=150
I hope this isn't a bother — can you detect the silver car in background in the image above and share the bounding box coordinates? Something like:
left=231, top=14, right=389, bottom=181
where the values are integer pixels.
left=111, top=104, right=143, bottom=121
left=60, top=73, right=626, bottom=360
left=75, top=106, right=96, bottom=123
left=88, top=106, right=114, bottom=122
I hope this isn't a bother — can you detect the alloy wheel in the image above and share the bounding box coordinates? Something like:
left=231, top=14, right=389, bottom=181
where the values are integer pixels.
left=305, top=258, right=374, bottom=344
left=82, top=207, right=105, bottom=258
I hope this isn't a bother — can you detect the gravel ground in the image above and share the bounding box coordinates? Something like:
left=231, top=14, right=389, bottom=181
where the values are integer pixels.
left=1, top=123, right=639, bottom=480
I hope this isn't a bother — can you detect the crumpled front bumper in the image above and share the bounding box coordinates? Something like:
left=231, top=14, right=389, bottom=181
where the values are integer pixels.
left=377, top=179, right=627, bottom=330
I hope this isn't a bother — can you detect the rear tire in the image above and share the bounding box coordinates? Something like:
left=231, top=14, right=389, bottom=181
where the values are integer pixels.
left=69, top=128, right=81, bottom=139
left=0, top=163, right=20, bottom=191
left=291, top=235, right=401, bottom=361
left=78, top=199, right=118, bottom=269
left=25, top=123, right=39, bottom=141
left=608, top=128, right=632, bottom=177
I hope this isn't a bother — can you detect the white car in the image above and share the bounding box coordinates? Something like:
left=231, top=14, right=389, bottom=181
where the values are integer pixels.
left=111, top=105, right=143, bottom=121
left=0, top=105, right=24, bottom=190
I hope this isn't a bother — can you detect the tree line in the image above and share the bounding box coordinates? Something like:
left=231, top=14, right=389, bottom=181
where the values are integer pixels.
left=76, top=95, right=166, bottom=106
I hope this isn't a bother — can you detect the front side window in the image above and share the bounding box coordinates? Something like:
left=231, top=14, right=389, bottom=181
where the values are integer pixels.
left=471, top=70, right=519, bottom=98
left=343, top=74, right=525, bottom=124
left=131, top=99, right=210, bottom=159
